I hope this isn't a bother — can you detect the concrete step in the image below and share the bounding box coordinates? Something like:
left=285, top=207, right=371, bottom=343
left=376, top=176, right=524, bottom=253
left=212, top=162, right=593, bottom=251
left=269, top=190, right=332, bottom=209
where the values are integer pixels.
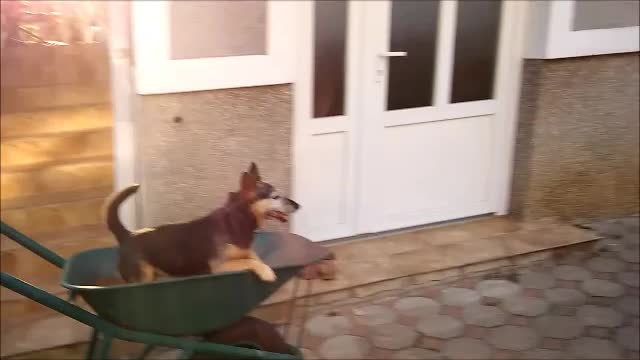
left=0, top=187, right=113, bottom=212
left=1, top=128, right=112, bottom=172
left=0, top=197, right=107, bottom=238
left=1, top=311, right=92, bottom=358
left=0, top=104, right=111, bottom=139
left=1, top=231, right=115, bottom=302
left=1, top=43, right=109, bottom=90
left=1, top=160, right=113, bottom=205
left=1, top=84, right=111, bottom=114
left=1, top=223, right=112, bottom=252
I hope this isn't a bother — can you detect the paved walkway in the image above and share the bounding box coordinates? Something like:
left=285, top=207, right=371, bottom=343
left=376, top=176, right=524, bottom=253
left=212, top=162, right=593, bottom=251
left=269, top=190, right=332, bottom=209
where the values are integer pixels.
left=291, top=216, right=639, bottom=359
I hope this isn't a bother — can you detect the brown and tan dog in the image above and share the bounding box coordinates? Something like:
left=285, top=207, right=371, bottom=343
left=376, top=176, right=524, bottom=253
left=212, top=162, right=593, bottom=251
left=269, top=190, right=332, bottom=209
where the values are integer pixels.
left=103, top=163, right=299, bottom=283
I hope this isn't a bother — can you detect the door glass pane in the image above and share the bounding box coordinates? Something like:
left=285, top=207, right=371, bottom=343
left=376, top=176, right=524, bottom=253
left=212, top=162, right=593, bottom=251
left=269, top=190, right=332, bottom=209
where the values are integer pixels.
left=170, top=1, right=266, bottom=59
left=451, top=0, right=502, bottom=103
left=313, top=1, right=348, bottom=118
left=387, top=0, right=440, bottom=111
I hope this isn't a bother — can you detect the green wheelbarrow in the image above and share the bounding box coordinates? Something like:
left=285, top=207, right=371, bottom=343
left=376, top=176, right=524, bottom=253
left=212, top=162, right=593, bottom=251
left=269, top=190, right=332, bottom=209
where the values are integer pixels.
left=1, top=221, right=330, bottom=359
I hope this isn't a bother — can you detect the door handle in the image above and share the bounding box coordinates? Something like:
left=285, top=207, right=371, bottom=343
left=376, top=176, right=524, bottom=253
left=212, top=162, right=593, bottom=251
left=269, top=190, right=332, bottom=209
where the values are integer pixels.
left=378, top=51, right=408, bottom=57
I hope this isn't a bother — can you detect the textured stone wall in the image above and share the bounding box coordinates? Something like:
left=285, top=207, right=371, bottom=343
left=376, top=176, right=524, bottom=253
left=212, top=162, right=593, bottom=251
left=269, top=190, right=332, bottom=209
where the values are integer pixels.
left=511, top=53, right=640, bottom=221
left=135, top=84, right=292, bottom=230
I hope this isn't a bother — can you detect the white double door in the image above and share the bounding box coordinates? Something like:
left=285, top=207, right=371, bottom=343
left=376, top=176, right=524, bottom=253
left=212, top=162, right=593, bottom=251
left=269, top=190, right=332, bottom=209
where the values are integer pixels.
left=293, top=0, right=522, bottom=241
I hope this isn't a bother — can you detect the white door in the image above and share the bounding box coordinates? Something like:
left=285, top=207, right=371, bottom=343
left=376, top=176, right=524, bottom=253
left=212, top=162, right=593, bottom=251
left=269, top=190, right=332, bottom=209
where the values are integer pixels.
left=293, top=0, right=523, bottom=241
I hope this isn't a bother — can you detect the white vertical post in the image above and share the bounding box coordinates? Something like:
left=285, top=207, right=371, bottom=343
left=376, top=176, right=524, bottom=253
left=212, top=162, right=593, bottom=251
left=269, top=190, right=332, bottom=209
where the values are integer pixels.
left=107, top=0, right=137, bottom=229
left=433, top=0, right=458, bottom=107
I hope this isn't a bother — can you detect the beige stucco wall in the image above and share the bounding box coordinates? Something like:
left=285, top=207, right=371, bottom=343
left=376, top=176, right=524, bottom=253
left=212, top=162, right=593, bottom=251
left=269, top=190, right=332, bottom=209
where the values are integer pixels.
left=134, top=85, right=292, bottom=230
left=511, top=53, right=640, bottom=221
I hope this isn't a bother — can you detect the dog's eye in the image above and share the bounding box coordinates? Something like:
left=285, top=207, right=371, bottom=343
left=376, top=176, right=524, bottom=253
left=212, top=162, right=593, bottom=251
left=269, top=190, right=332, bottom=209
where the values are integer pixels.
left=272, top=195, right=280, bottom=199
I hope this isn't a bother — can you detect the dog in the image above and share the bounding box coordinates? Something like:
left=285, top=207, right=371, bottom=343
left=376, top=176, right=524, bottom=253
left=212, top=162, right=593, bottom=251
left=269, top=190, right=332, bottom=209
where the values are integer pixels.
left=103, top=163, right=299, bottom=283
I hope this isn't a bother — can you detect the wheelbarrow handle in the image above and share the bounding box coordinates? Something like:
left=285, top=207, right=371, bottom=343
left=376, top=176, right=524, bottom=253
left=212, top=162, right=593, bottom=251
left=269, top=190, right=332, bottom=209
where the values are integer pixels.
left=1, top=221, right=66, bottom=269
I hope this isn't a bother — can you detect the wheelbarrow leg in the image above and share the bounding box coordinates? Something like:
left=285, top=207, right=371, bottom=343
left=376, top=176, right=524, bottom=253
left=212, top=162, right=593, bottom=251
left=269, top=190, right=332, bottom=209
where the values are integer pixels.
left=85, top=329, right=99, bottom=359
left=178, top=349, right=194, bottom=360
left=135, top=344, right=155, bottom=360
left=94, top=334, right=113, bottom=360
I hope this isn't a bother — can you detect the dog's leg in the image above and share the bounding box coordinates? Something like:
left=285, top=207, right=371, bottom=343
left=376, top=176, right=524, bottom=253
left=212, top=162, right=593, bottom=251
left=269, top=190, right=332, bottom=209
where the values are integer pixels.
left=215, top=259, right=276, bottom=282
left=139, top=261, right=156, bottom=283
left=247, top=250, right=277, bottom=282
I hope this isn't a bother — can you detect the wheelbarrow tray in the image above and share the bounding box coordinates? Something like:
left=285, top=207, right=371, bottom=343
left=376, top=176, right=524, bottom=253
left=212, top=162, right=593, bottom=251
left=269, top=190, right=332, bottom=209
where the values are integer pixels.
left=61, top=231, right=330, bottom=336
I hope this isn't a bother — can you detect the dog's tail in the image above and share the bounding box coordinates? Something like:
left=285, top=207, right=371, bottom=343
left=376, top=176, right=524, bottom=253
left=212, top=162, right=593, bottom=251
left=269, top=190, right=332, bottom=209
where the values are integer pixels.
left=103, top=184, right=140, bottom=243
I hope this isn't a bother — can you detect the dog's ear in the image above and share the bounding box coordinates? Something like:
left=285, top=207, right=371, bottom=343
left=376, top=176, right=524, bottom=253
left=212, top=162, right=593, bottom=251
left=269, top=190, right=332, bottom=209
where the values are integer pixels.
left=248, top=162, right=261, bottom=180
left=240, top=171, right=257, bottom=194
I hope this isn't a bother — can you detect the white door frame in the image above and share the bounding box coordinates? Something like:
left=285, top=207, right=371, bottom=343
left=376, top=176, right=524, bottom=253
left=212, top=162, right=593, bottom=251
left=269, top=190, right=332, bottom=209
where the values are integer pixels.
left=107, top=0, right=137, bottom=229
left=491, top=0, right=528, bottom=216
left=291, top=0, right=528, bottom=240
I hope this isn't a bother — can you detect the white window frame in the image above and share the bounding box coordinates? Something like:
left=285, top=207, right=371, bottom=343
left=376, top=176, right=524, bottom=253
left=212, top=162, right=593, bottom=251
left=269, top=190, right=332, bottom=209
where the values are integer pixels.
left=131, top=1, right=297, bottom=95
left=525, top=0, right=639, bottom=59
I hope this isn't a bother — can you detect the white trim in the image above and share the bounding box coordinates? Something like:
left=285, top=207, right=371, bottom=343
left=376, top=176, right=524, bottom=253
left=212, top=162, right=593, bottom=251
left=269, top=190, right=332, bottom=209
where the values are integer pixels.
left=107, top=0, right=137, bottom=229
left=291, top=1, right=365, bottom=240
left=290, top=1, right=312, bottom=237
left=433, top=0, right=457, bottom=107
left=383, top=100, right=497, bottom=128
left=131, top=1, right=296, bottom=94
left=526, top=0, right=639, bottom=59
left=493, top=0, right=528, bottom=215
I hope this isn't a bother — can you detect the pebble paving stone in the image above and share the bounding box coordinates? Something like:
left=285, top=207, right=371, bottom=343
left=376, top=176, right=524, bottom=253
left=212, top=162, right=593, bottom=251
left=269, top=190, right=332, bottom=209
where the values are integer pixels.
left=588, top=326, right=611, bottom=338
left=318, top=335, right=370, bottom=360
left=586, top=256, right=627, bottom=272
left=620, top=248, right=640, bottom=263
left=392, top=297, right=440, bottom=318
left=568, top=337, right=622, bottom=359
left=616, top=326, right=640, bottom=351
left=352, top=305, right=396, bottom=326
left=594, top=238, right=626, bottom=253
left=443, top=337, right=493, bottom=359
left=617, top=271, right=640, bottom=287
left=503, top=295, right=549, bottom=317
left=488, top=325, right=538, bottom=351
left=590, top=220, right=627, bottom=237
left=523, top=349, right=568, bottom=360
left=552, top=264, right=592, bottom=281
left=416, top=315, right=464, bottom=339
left=462, top=304, right=507, bottom=327
left=440, top=287, right=481, bottom=307
left=551, top=305, right=577, bottom=316
left=615, top=296, right=640, bottom=316
left=534, top=315, right=584, bottom=339
left=392, top=347, right=443, bottom=359
left=582, top=278, right=625, bottom=297
left=576, top=304, right=624, bottom=327
left=304, top=314, right=352, bottom=337
left=544, top=288, right=587, bottom=306
left=475, top=279, right=522, bottom=299
left=370, top=323, right=417, bottom=350
left=518, top=271, right=556, bottom=289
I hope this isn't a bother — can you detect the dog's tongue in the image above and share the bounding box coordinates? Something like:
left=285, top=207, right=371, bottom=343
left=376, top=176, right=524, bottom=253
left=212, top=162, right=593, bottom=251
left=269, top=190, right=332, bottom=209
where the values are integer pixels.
left=267, top=210, right=288, bottom=223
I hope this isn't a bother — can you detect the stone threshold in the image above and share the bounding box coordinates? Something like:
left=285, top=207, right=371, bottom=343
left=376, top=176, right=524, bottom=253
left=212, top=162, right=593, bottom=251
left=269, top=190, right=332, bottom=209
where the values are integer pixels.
left=253, top=216, right=601, bottom=322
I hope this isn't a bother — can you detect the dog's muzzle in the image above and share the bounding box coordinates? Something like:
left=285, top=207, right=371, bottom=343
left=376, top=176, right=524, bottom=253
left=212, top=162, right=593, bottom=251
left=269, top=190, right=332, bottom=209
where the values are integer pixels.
left=266, top=197, right=300, bottom=223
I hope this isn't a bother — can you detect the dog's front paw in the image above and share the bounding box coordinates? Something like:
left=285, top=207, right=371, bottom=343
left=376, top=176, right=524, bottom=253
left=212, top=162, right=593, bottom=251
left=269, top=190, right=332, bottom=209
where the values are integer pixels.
left=257, top=265, right=277, bottom=282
